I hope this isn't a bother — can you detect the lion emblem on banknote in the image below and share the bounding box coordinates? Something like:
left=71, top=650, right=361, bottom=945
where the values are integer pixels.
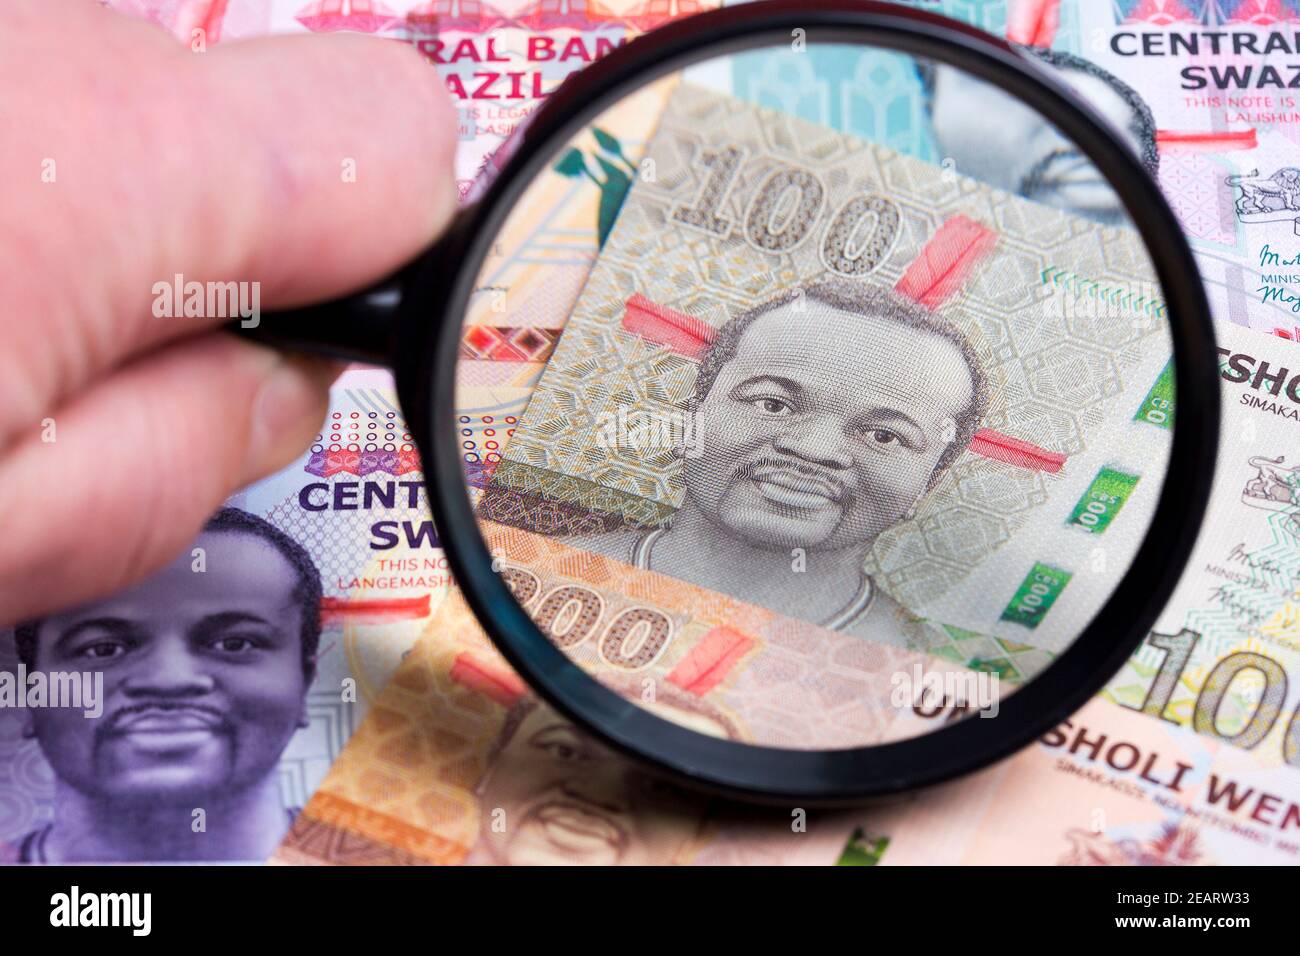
left=1242, top=455, right=1300, bottom=511
left=1226, top=168, right=1300, bottom=220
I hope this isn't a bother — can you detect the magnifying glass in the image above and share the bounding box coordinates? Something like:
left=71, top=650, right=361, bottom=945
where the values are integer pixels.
left=244, top=0, right=1220, bottom=803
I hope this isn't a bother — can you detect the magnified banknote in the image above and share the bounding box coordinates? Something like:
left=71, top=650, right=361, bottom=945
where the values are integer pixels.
left=477, top=80, right=1173, bottom=664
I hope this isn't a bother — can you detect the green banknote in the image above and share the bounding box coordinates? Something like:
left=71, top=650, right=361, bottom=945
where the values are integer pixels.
left=479, top=80, right=1172, bottom=657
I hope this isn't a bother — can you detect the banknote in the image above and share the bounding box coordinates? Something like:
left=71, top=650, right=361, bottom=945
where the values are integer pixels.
left=864, top=319, right=1300, bottom=863
left=270, top=557, right=949, bottom=864
left=1061, top=1, right=1300, bottom=343
left=107, top=0, right=713, bottom=194
left=0, top=375, right=530, bottom=863
left=1103, top=320, right=1300, bottom=767
left=871, top=694, right=1300, bottom=865
left=719, top=0, right=1300, bottom=341
left=478, top=79, right=1173, bottom=656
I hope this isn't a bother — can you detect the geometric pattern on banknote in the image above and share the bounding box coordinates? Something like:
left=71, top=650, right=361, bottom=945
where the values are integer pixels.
left=279, top=683, right=359, bottom=811
left=476, top=483, right=658, bottom=536
left=454, top=357, right=549, bottom=389
left=1158, top=151, right=1236, bottom=245
left=726, top=0, right=1079, bottom=156
left=304, top=448, right=422, bottom=477
left=908, top=619, right=1054, bottom=684
left=0, top=639, right=365, bottom=847
left=491, top=82, right=1167, bottom=613
left=732, top=47, right=938, bottom=160
left=482, top=458, right=676, bottom=531
left=248, top=493, right=431, bottom=809
left=293, top=0, right=398, bottom=34
left=265, top=494, right=418, bottom=589
left=275, top=806, right=432, bottom=866
left=460, top=324, right=560, bottom=362
left=1114, top=1, right=1300, bottom=25
left=287, top=0, right=721, bottom=36
left=681, top=807, right=869, bottom=866
left=0, top=634, right=54, bottom=844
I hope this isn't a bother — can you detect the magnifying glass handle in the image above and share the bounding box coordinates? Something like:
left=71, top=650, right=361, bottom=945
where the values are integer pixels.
left=225, top=266, right=410, bottom=367
left=228, top=203, right=479, bottom=366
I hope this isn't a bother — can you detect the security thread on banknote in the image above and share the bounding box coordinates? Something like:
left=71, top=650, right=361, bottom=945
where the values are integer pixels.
left=478, top=81, right=1172, bottom=645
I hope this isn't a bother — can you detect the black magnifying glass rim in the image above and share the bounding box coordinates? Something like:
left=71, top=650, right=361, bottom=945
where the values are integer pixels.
left=397, top=0, right=1220, bottom=805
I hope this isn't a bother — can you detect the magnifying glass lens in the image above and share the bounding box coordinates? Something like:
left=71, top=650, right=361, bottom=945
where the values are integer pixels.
left=453, top=40, right=1174, bottom=754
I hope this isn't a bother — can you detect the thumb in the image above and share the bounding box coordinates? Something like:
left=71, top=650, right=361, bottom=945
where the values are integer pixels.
left=0, top=335, right=344, bottom=625
left=2, top=6, right=457, bottom=443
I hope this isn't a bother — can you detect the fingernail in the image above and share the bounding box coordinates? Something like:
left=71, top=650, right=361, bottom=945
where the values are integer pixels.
left=245, top=355, right=335, bottom=480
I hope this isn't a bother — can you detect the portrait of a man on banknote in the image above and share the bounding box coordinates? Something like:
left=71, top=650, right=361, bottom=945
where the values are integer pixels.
left=467, top=688, right=738, bottom=865
left=924, top=48, right=1158, bottom=224
left=3, top=507, right=319, bottom=863
left=569, top=278, right=988, bottom=644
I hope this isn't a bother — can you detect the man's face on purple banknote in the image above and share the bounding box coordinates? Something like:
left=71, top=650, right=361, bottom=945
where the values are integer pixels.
left=683, top=300, right=975, bottom=553
left=475, top=700, right=705, bottom=865
left=24, top=530, right=311, bottom=805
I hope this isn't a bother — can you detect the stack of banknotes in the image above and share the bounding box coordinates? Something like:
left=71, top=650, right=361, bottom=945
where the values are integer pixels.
left=4, top=0, right=1300, bottom=865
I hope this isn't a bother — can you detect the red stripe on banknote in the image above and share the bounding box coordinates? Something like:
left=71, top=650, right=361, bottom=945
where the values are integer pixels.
left=969, top=428, right=1067, bottom=473
left=449, top=651, right=529, bottom=706
left=320, top=595, right=431, bottom=622
left=621, top=293, right=718, bottom=360
left=1156, top=129, right=1258, bottom=150
left=894, top=215, right=997, bottom=309
left=200, top=0, right=230, bottom=43
left=667, top=626, right=755, bottom=695
left=1005, top=0, right=1060, bottom=47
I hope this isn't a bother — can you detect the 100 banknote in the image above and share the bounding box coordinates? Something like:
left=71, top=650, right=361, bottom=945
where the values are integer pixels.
left=479, top=81, right=1173, bottom=659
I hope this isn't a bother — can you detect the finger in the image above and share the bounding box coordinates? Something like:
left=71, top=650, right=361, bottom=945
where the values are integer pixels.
left=2, top=2, right=456, bottom=443
left=197, top=31, right=459, bottom=305
left=0, top=332, right=342, bottom=625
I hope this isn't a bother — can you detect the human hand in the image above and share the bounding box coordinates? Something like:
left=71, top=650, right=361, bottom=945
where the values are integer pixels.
left=0, top=0, right=457, bottom=624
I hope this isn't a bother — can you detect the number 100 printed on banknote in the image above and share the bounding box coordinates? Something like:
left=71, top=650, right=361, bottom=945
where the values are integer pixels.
left=474, top=81, right=1175, bottom=663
